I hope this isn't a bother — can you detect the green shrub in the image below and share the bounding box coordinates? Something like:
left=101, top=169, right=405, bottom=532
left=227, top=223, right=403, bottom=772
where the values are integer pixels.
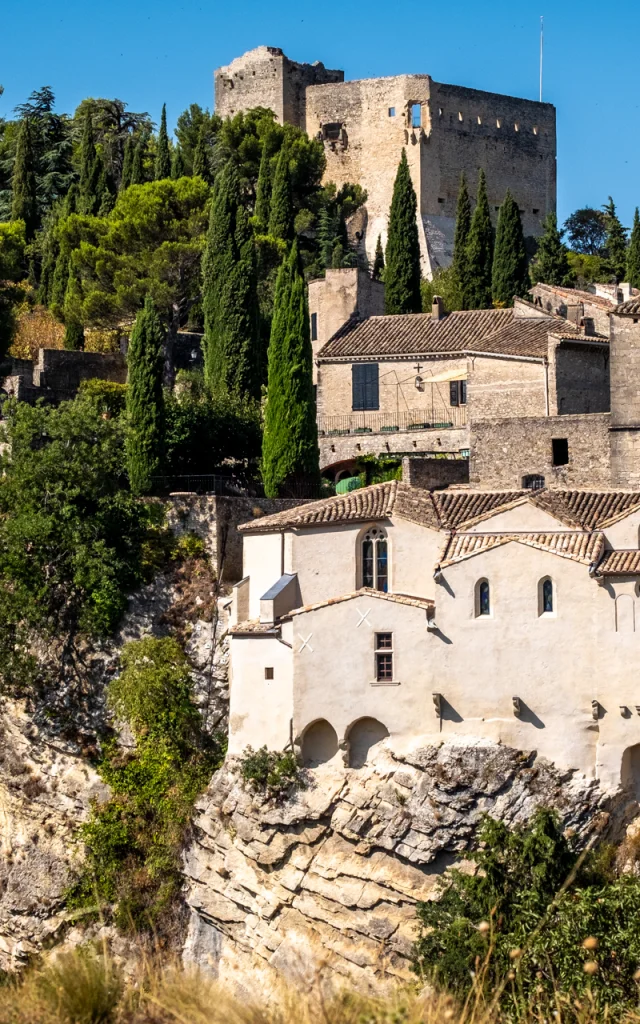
left=79, top=379, right=128, bottom=415
left=173, top=532, right=206, bottom=561
left=239, top=745, right=304, bottom=799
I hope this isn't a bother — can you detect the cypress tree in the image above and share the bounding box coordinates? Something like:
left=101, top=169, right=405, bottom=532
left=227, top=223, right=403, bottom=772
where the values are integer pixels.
left=130, top=137, right=146, bottom=186
left=79, top=109, right=103, bottom=215
left=171, top=144, right=185, bottom=180
left=50, top=248, right=70, bottom=317
left=627, top=208, right=640, bottom=289
left=464, top=169, right=494, bottom=309
left=192, top=124, right=211, bottom=183
left=11, top=118, right=38, bottom=240
left=317, top=206, right=334, bottom=269
left=384, top=149, right=421, bottom=314
left=372, top=234, right=385, bottom=280
left=262, top=240, right=320, bottom=498
left=155, top=103, right=171, bottom=180
left=125, top=299, right=166, bottom=495
left=452, top=173, right=471, bottom=306
left=63, top=183, right=78, bottom=217
left=331, top=239, right=344, bottom=269
left=202, top=162, right=259, bottom=399
left=603, top=196, right=627, bottom=282
left=63, top=321, right=85, bottom=350
left=254, top=141, right=273, bottom=232
left=491, top=189, right=528, bottom=306
left=121, top=136, right=134, bottom=190
left=268, top=144, right=294, bottom=241
left=530, top=213, right=570, bottom=286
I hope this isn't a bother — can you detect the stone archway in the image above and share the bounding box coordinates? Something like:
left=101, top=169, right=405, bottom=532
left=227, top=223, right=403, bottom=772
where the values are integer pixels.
left=301, top=720, right=339, bottom=768
left=347, top=717, right=389, bottom=768
left=621, top=743, right=640, bottom=800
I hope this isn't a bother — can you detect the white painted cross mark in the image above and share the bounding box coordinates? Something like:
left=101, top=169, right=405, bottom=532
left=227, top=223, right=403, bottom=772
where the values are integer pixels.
left=356, top=608, right=372, bottom=628
left=298, top=633, right=314, bottom=653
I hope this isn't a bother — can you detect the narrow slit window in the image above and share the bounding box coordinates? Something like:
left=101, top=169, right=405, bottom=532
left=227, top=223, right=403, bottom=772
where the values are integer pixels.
left=476, top=579, right=491, bottom=617
left=265, top=667, right=274, bottom=680
left=388, top=106, right=395, bottom=117
left=542, top=578, right=553, bottom=614
left=310, top=312, right=318, bottom=341
left=411, top=103, right=421, bottom=128
left=375, top=632, right=393, bottom=682
left=552, top=438, right=569, bottom=466
left=361, top=527, right=388, bottom=592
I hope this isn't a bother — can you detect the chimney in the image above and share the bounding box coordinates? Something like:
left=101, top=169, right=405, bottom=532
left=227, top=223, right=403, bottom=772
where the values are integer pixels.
left=582, top=316, right=596, bottom=337
left=432, top=295, right=445, bottom=320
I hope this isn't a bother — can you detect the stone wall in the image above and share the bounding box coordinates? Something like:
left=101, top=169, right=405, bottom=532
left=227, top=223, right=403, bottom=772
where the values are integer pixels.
left=467, top=355, right=547, bottom=421
left=531, top=283, right=613, bottom=337
left=470, top=412, right=612, bottom=490
left=550, top=341, right=610, bottom=415
left=401, top=455, right=469, bottom=490
left=34, top=349, right=127, bottom=395
left=320, top=424, right=469, bottom=472
left=308, top=269, right=384, bottom=378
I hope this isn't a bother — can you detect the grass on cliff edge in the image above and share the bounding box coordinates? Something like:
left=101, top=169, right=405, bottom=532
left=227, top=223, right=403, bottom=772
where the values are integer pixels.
left=2, top=946, right=640, bottom=1024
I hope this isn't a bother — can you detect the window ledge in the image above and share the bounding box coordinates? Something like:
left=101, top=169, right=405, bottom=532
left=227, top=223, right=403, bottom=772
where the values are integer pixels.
left=371, top=680, right=401, bottom=687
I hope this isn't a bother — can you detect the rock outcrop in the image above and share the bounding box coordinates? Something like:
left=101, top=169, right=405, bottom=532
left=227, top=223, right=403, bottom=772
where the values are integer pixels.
left=183, top=742, right=622, bottom=989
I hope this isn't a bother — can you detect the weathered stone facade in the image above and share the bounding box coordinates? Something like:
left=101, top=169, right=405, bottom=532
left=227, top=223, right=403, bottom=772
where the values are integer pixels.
left=308, top=268, right=384, bottom=381
left=319, top=425, right=469, bottom=473
left=609, top=304, right=640, bottom=487
left=470, top=412, right=612, bottom=489
left=531, top=282, right=614, bottom=338
left=1, top=349, right=127, bottom=405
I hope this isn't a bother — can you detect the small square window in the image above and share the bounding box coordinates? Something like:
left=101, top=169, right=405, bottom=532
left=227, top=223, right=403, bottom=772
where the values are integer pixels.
left=265, top=667, right=274, bottom=680
left=388, top=106, right=395, bottom=117
left=552, top=438, right=569, bottom=466
left=311, top=311, right=318, bottom=341
left=533, top=208, right=540, bottom=214
left=438, top=197, right=445, bottom=204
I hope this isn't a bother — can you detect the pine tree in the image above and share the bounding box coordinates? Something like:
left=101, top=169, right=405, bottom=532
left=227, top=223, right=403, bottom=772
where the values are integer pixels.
left=491, top=189, right=528, bottom=306
left=627, top=208, right=640, bottom=289
left=11, top=118, right=38, bottom=240
left=171, top=144, right=185, bottom=180
left=202, top=163, right=260, bottom=399
left=125, top=298, right=166, bottom=495
left=130, top=137, right=146, bottom=186
left=155, top=103, right=171, bottom=180
left=268, top=144, right=294, bottom=241
left=78, top=109, right=103, bottom=215
left=464, top=170, right=494, bottom=309
left=50, top=248, right=70, bottom=317
left=384, top=149, right=421, bottom=314
left=121, top=136, right=134, bottom=190
left=603, top=196, right=628, bottom=282
left=192, top=123, right=211, bottom=184
left=452, top=173, right=471, bottom=306
left=372, top=234, right=385, bottom=280
left=530, top=213, right=570, bottom=286
left=262, top=240, right=320, bottom=498
left=254, top=142, right=273, bottom=232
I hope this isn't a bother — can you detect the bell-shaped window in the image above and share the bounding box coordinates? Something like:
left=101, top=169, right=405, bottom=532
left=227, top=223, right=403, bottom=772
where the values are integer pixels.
left=361, top=526, right=388, bottom=592
left=475, top=578, right=491, bottom=617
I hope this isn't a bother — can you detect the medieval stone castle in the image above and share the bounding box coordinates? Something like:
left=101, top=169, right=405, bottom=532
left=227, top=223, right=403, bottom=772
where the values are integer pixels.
left=214, top=45, right=556, bottom=276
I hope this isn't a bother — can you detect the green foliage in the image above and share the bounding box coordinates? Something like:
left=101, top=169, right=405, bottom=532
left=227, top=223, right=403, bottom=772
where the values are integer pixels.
left=464, top=169, right=493, bottom=309
left=602, top=196, right=627, bottom=282
left=130, top=135, right=147, bottom=185
left=268, top=143, right=294, bottom=241
left=240, top=745, right=304, bottom=799
left=68, top=636, right=224, bottom=932
left=566, top=251, right=609, bottom=287
left=421, top=266, right=463, bottom=314
left=564, top=207, right=607, bottom=255
left=78, top=108, right=104, bottom=216
left=164, top=383, right=261, bottom=476
left=192, top=122, right=213, bottom=184
left=78, top=378, right=128, bottom=414
left=372, top=233, right=384, bottom=281
left=170, top=144, right=185, bottom=180
left=11, top=118, right=38, bottom=239
left=0, top=220, right=26, bottom=359
left=262, top=241, right=320, bottom=497
left=254, top=134, right=274, bottom=232
left=627, top=208, right=640, bottom=289
left=125, top=299, right=166, bottom=495
left=120, top=136, right=134, bottom=190
left=36, top=947, right=123, bottom=1023
left=63, top=319, right=85, bottom=350
left=175, top=104, right=218, bottom=177
left=155, top=103, right=171, bottom=180
left=73, top=96, right=152, bottom=190
left=451, top=173, right=471, bottom=308
left=202, top=162, right=260, bottom=399
left=491, top=189, right=528, bottom=306
left=414, top=808, right=640, bottom=1017
left=384, top=149, right=421, bottom=315
left=530, top=213, right=571, bottom=287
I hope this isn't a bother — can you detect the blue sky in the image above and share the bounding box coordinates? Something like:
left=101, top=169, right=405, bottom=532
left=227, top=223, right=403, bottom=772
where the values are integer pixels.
left=1, top=0, right=638, bottom=228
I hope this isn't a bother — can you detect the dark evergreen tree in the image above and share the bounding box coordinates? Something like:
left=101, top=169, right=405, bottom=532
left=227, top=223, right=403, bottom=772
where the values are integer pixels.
left=121, top=136, right=134, bottom=190
left=372, top=234, right=385, bottom=280
left=627, top=208, right=640, bottom=289
left=50, top=248, right=70, bottom=317
left=530, top=213, right=570, bottom=286
left=63, top=321, right=85, bottom=351
left=317, top=206, right=334, bottom=269
left=192, top=123, right=212, bottom=184
left=452, top=173, right=471, bottom=306
left=155, top=103, right=171, bottom=180
left=464, top=169, right=493, bottom=309
left=171, top=144, right=185, bottom=180
left=331, top=239, right=345, bottom=269
left=63, top=182, right=79, bottom=217
left=268, top=144, right=294, bottom=241
left=11, top=118, right=38, bottom=240
left=254, top=141, right=273, bottom=232
left=130, top=137, right=147, bottom=186
left=202, top=163, right=259, bottom=399
left=262, top=240, right=320, bottom=497
left=603, top=196, right=627, bottom=282
left=384, top=149, right=421, bottom=315
left=125, top=298, right=166, bottom=495
left=78, top=109, right=103, bottom=216
left=491, top=189, right=528, bottom=306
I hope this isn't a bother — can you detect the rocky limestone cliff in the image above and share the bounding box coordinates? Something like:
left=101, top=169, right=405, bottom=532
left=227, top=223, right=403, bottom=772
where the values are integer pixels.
left=183, top=742, right=625, bottom=990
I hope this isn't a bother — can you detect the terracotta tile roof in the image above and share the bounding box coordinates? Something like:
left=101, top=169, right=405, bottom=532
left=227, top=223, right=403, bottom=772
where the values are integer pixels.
left=596, top=550, right=640, bottom=575
left=438, top=531, right=606, bottom=569
left=237, top=480, right=399, bottom=533
left=393, top=484, right=441, bottom=530
left=473, top=316, right=584, bottom=358
left=532, top=282, right=615, bottom=310
left=286, top=588, right=433, bottom=617
left=432, top=491, right=529, bottom=530
left=531, top=490, right=640, bottom=530
left=614, top=297, right=640, bottom=316
left=229, top=621, right=281, bottom=636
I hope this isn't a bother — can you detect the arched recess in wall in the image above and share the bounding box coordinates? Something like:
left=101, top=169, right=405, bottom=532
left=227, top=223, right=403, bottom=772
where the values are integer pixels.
left=621, top=743, right=640, bottom=800
left=346, top=717, right=389, bottom=768
left=301, top=719, right=339, bottom=768
left=615, top=594, right=635, bottom=633
left=357, top=524, right=389, bottom=592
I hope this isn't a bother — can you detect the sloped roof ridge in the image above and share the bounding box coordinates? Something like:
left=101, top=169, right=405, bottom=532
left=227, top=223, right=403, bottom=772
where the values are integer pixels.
left=286, top=587, right=434, bottom=617
left=237, top=479, right=399, bottom=533
left=533, top=281, right=615, bottom=309
left=531, top=489, right=640, bottom=530
left=614, top=296, right=640, bottom=316
left=438, top=530, right=606, bottom=569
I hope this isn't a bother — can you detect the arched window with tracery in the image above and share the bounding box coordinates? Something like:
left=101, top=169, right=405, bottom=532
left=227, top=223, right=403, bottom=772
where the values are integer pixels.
left=361, top=526, right=388, bottom=592
left=475, top=578, right=490, bottom=617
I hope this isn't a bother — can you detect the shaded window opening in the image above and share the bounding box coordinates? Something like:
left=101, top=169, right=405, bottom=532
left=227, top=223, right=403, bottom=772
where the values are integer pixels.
left=322, top=122, right=342, bottom=141
left=476, top=579, right=491, bottom=617
left=347, top=718, right=389, bottom=768
left=522, top=474, right=545, bottom=490
left=552, top=438, right=569, bottom=466
left=533, top=207, right=540, bottom=214
left=352, top=362, right=379, bottom=411
left=539, top=577, right=554, bottom=615
left=449, top=380, right=466, bottom=406
left=264, top=667, right=274, bottom=680
left=375, top=632, right=393, bottom=682
left=310, top=312, right=318, bottom=341
left=362, top=526, right=388, bottom=592
left=388, top=107, right=395, bottom=117
left=411, top=103, right=421, bottom=128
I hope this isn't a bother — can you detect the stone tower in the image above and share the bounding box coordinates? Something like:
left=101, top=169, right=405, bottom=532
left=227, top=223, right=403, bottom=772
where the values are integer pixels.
left=610, top=297, right=640, bottom=487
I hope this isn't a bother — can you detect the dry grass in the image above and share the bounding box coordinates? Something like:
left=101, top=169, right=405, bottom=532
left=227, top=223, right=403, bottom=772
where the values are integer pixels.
left=0, top=947, right=637, bottom=1024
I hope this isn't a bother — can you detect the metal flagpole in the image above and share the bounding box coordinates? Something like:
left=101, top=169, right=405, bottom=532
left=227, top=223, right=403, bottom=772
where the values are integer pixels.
left=539, top=16, right=544, bottom=102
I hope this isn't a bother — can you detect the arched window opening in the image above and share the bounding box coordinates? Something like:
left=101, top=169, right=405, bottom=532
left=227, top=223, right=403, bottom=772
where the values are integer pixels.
left=539, top=577, right=554, bottom=615
left=301, top=720, right=339, bottom=768
left=361, top=526, right=388, bottom=592
left=475, top=579, right=490, bottom=617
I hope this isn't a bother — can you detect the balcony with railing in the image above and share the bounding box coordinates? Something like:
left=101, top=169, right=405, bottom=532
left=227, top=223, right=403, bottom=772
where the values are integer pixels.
left=317, top=405, right=468, bottom=437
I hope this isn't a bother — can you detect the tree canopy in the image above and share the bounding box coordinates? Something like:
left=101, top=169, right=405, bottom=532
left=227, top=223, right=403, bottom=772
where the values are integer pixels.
left=384, top=149, right=421, bottom=315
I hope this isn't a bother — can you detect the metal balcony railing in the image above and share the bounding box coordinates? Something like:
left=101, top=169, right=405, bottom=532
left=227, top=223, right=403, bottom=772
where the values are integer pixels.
left=317, top=406, right=468, bottom=437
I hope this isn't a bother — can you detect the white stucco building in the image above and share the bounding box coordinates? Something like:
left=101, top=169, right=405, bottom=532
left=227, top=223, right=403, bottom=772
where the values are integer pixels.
left=227, top=480, right=640, bottom=793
